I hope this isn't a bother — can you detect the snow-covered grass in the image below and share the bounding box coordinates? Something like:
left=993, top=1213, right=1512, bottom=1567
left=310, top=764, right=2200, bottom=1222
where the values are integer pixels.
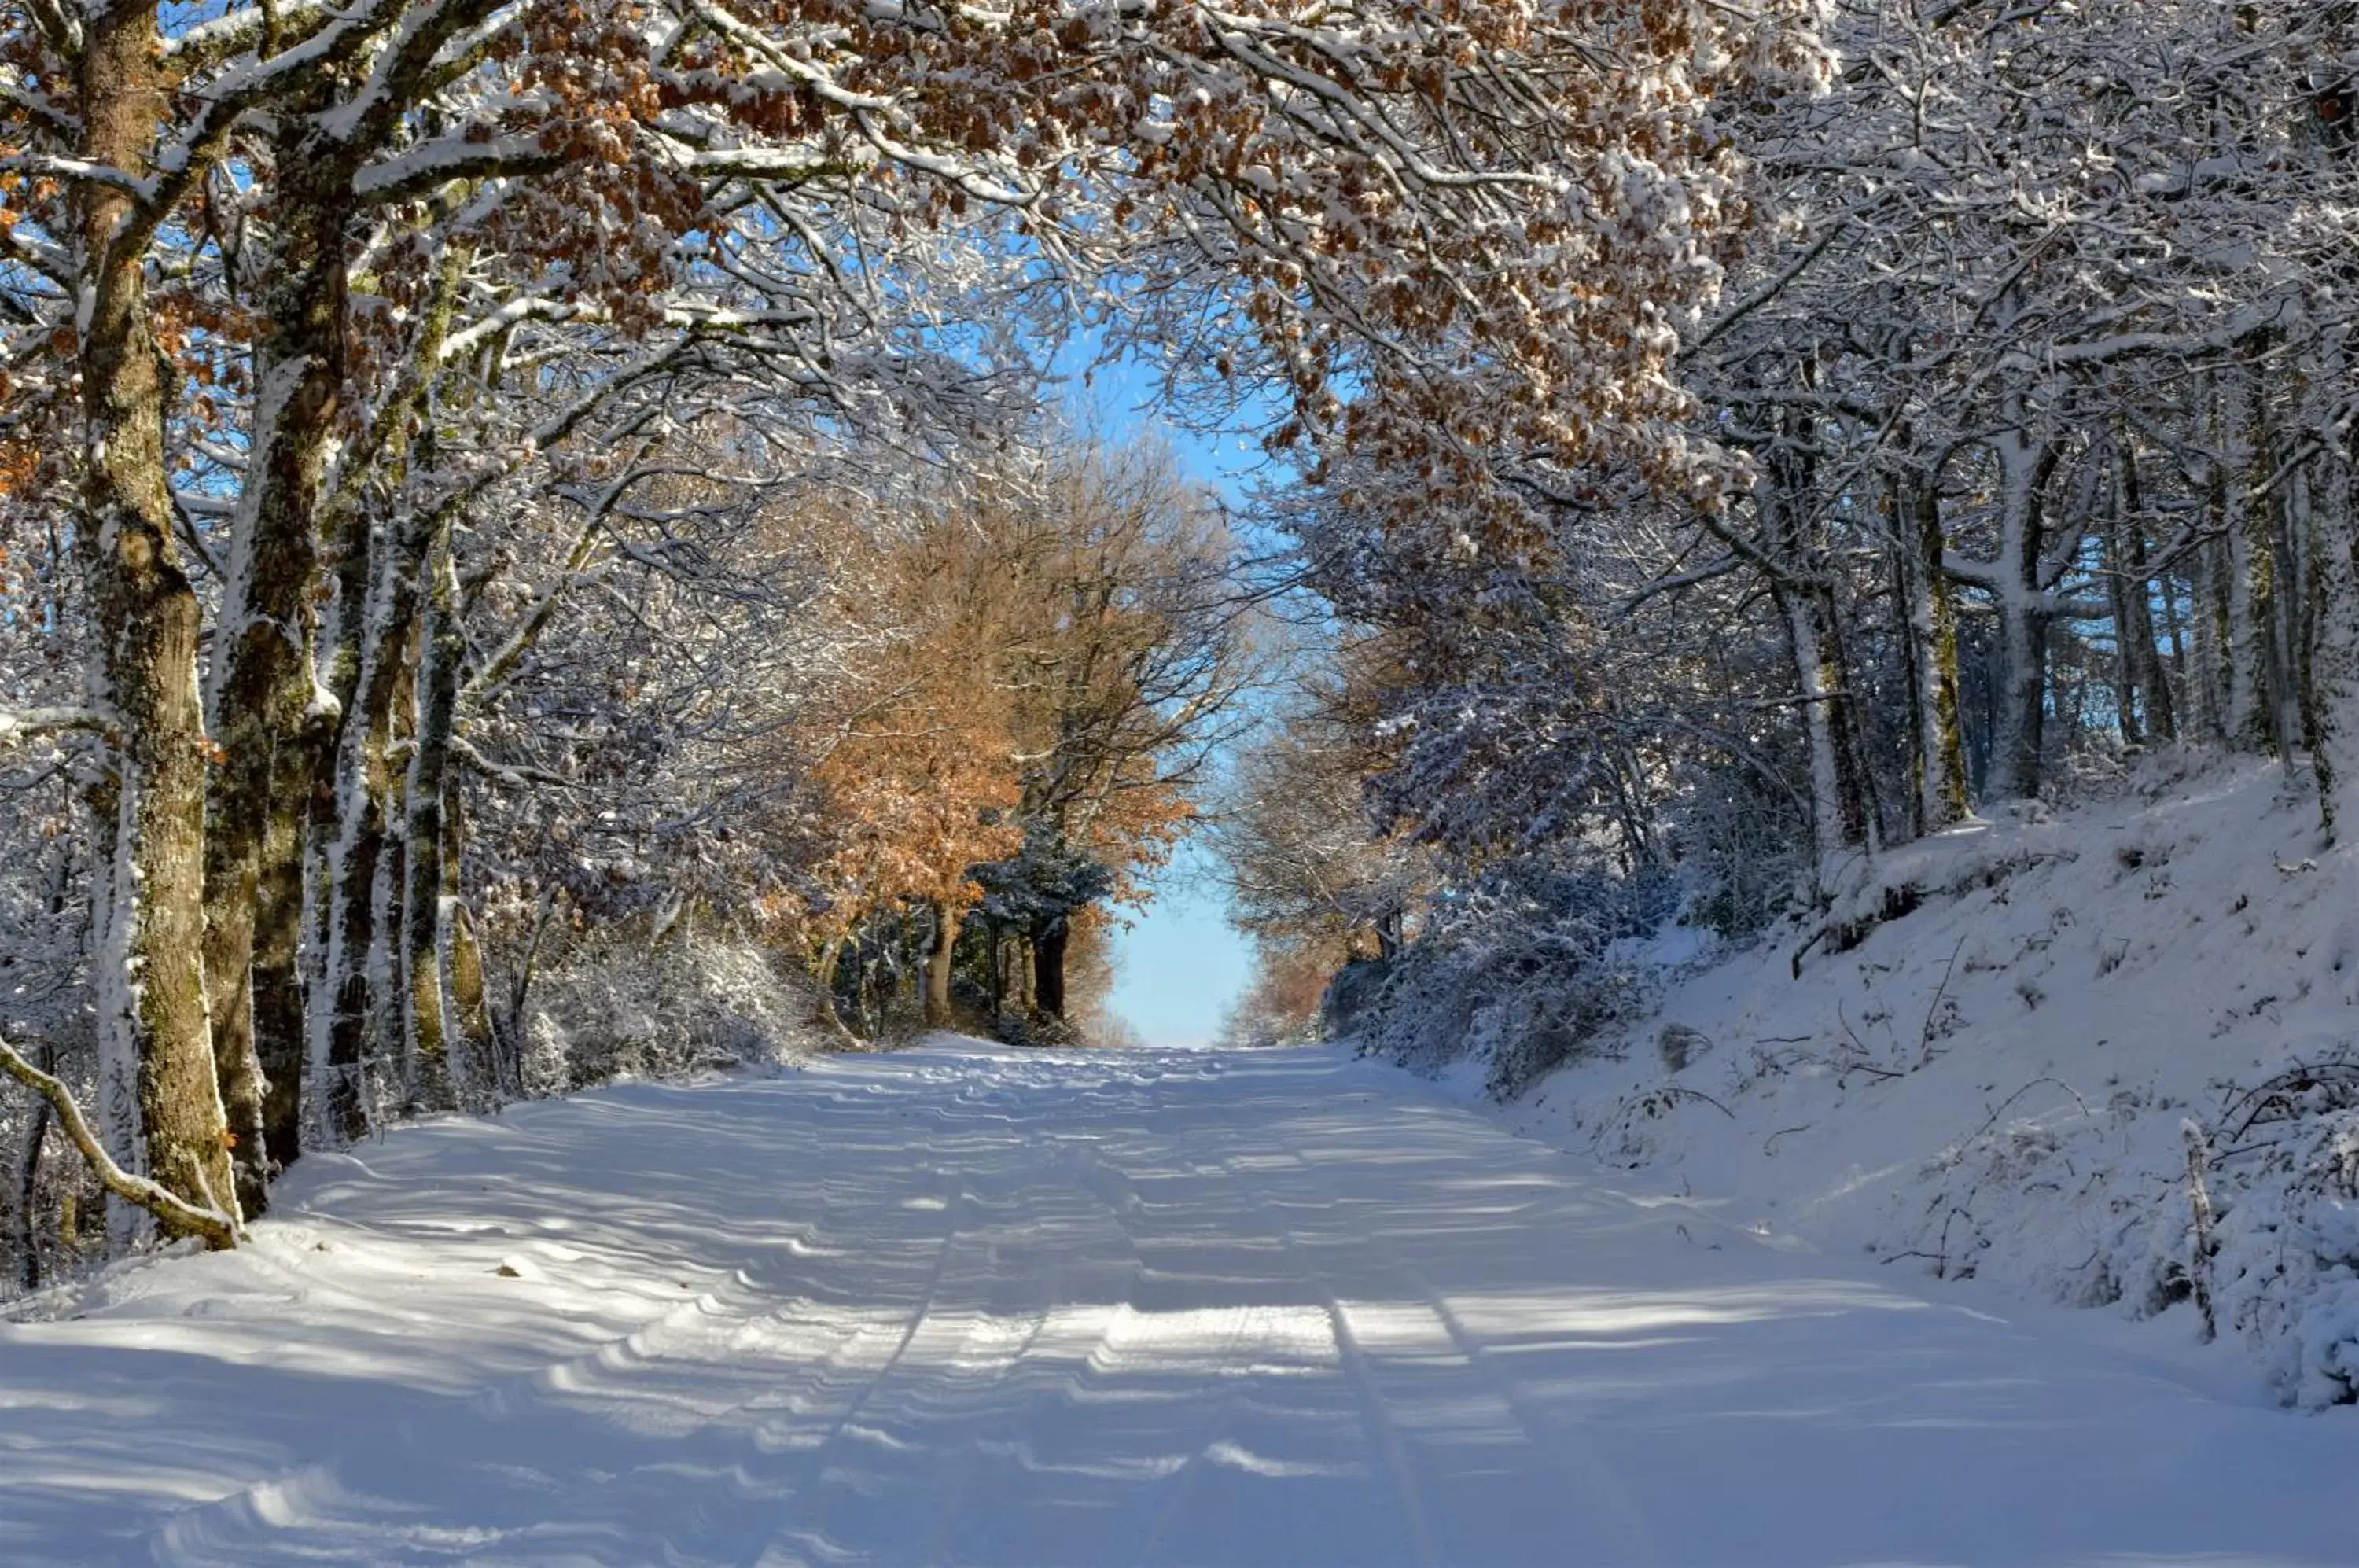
left=6, top=1041, right=2358, bottom=1565
left=1429, top=752, right=2359, bottom=1407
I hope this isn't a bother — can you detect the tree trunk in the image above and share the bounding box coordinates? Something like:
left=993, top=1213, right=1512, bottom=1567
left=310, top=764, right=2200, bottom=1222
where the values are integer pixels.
left=308, top=536, right=410, bottom=1147
left=2114, top=440, right=2177, bottom=744
left=76, top=2, right=238, bottom=1244
left=2221, top=366, right=2278, bottom=753
left=448, top=895, right=499, bottom=1107
left=1980, top=421, right=2063, bottom=803
left=1777, top=584, right=1864, bottom=894
left=2245, top=363, right=2303, bottom=768
left=2309, top=434, right=2359, bottom=842
left=984, top=923, right=1005, bottom=1018
left=1988, top=596, right=2051, bottom=802
left=814, top=937, right=859, bottom=1043
left=2103, top=528, right=2144, bottom=749
left=2196, top=533, right=2233, bottom=744
left=201, top=119, right=354, bottom=1202
left=1031, top=917, right=1069, bottom=1019
left=1899, top=473, right=1969, bottom=834
left=13, top=1036, right=50, bottom=1290
left=923, top=900, right=962, bottom=1028
left=1757, top=392, right=1867, bottom=889
left=252, top=790, right=311, bottom=1169
left=403, top=526, right=464, bottom=1112
left=1007, top=929, right=1035, bottom=1014
left=305, top=256, right=467, bottom=1149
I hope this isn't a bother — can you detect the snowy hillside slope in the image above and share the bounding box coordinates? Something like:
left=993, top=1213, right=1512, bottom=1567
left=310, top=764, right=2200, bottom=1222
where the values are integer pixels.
left=1452, top=753, right=2359, bottom=1406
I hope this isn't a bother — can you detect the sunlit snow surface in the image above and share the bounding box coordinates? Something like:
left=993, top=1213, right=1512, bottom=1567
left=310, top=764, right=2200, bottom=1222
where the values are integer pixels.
left=3, top=1043, right=2354, bottom=1566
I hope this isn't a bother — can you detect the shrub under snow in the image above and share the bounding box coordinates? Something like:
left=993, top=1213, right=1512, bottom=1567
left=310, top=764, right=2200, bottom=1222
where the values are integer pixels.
left=1344, top=861, right=1676, bottom=1099
left=523, top=926, right=826, bottom=1092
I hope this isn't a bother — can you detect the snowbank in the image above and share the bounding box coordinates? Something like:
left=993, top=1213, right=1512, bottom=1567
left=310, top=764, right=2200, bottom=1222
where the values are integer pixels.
left=1430, top=753, right=2359, bottom=1406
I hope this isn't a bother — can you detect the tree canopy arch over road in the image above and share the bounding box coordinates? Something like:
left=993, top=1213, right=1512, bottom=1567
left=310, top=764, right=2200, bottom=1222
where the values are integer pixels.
left=0, top=0, right=1830, bottom=1251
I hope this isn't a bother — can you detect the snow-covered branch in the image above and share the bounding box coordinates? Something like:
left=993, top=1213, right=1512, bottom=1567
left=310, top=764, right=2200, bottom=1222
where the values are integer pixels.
left=0, top=705, right=116, bottom=749
left=0, top=1030, right=241, bottom=1250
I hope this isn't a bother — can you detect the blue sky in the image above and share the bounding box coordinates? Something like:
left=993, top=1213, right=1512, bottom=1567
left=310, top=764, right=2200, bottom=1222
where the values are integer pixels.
left=1105, top=844, right=1254, bottom=1048
left=1065, top=349, right=1269, bottom=1047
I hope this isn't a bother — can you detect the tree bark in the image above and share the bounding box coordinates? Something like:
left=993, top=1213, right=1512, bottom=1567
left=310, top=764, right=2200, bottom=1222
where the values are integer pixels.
left=76, top=1, right=238, bottom=1242
left=1989, top=598, right=2051, bottom=802
left=13, top=1036, right=50, bottom=1290
left=252, top=790, right=310, bottom=1168
left=308, top=529, right=412, bottom=1146
left=2114, top=440, right=2176, bottom=744
left=1980, top=422, right=2063, bottom=803
left=306, top=254, right=467, bottom=1148
left=403, top=525, right=464, bottom=1112
left=1756, top=390, right=1868, bottom=887
left=1905, top=474, right=1970, bottom=830
left=447, top=895, right=499, bottom=1106
left=814, top=937, right=859, bottom=1043
left=2308, top=434, right=2359, bottom=842
left=922, top=900, right=962, bottom=1027
left=201, top=115, right=355, bottom=1201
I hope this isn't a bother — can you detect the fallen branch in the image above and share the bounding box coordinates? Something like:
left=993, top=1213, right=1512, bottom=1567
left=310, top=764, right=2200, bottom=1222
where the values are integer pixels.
left=0, top=1030, right=240, bottom=1250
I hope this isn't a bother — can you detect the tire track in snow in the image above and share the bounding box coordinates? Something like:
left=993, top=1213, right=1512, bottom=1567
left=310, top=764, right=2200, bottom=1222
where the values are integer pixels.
left=1271, top=1140, right=1665, bottom=1566
left=1230, top=1153, right=1442, bottom=1568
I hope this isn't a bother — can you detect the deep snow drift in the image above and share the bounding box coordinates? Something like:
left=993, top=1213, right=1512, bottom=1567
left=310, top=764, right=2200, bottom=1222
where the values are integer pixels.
left=5, top=1040, right=2357, bottom=1566
left=1453, top=753, right=2359, bottom=1408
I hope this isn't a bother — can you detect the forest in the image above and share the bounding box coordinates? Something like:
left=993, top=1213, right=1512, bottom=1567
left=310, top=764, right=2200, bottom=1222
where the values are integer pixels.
left=0, top=0, right=2353, bottom=1348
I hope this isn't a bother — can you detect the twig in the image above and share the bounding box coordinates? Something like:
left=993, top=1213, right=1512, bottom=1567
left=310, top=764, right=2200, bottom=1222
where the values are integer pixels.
left=1919, top=934, right=1967, bottom=1065
left=1939, top=1076, right=2089, bottom=1172
left=1833, top=999, right=1903, bottom=1084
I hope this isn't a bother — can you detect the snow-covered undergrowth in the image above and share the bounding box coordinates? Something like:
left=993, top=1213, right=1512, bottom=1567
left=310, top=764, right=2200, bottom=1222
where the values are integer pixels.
left=1332, top=863, right=1678, bottom=1100
left=1411, top=754, right=2359, bottom=1407
left=521, top=927, right=826, bottom=1095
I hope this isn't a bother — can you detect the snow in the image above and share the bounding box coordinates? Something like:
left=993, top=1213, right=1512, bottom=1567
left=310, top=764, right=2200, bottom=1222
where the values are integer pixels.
left=6, top=1036, right=2357, bottom=1565
left=1444, top=752, right=2359, bottom=1406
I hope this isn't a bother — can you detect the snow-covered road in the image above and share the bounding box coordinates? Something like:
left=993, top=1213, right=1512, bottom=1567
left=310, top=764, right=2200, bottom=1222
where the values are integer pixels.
left=4, top=1043, right=2355, bottom=1566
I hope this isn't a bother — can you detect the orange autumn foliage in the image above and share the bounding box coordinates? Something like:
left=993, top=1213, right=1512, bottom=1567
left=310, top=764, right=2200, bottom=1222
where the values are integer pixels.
left=793, top=446, right=1244, bottom=945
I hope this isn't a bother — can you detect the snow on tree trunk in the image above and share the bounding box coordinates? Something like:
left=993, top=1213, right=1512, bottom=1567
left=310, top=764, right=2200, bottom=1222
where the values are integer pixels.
left=75, top=1, right=237, bottom=1245
left=304, top=253, right=467, bottom=1150
left=308, top=506, right=424, bottom=1146
left=200, top=116, right=355, bottom=1203
left=1979, top=421, right=2062, bottom=804
left=2308, top=435, right=2359, bottom=844
left=1780, top=586, right=1856, bottom=900
left=403, top=525, right=463, bottom=1112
